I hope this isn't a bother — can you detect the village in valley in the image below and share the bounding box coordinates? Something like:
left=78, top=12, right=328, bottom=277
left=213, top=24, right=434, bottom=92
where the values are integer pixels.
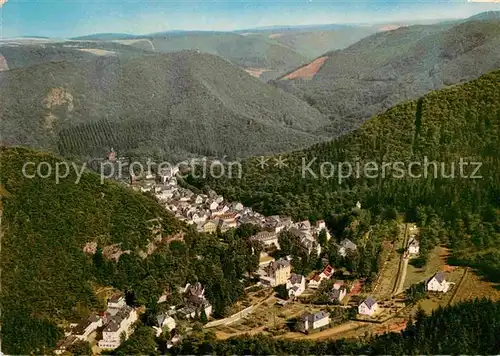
left=55, top=153, right=500, bottom=353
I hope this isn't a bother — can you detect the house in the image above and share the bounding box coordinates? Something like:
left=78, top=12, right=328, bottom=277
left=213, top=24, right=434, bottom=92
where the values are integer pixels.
left=286, top=274, right=306, bottom=298
left=167, top=177, right=178, bottom=186
left=289, top=228, right=322, bottom=256
left=309, top=265, right=334, bottom=289
left=358, top=296, right=379, bottom=316
left=219, top=219, right=237, bottom=233
left=356, top=201, right=362, bottom=209
left=73, top=315, right=103, bottom=341
left=200, top=220, right=218, bottom=234
left=297, top=311, right=330, bottom=332
left=232, top=202, right=244, bottom=211
left=250, top=231, right=280, bottom=250
left=184, top=282, right=205, bottom=298
left=425, top=272, right=452, bottom=293
left=180, top=282, right=213, bottom=319
left=98, top=305, right=138, bottom=350
left=193, top=195, right=204, bottom=204
left=308, top=274, right=323, bottom=289
left=264, top=219, right=286, bottom=234
left=55, top=336, right=79, bottom=355
left=296, top=220, right=311, bottom=231
left=319, top=265, right=334, bottom=280
left=407, top=237, right=420, bottom=255
left=338, top=239, right=358, bottom=257
left=107, top=294, right=126, bottom=310
left=208, top=201, right=219, bottom=211
left=299, top=235, right=322, bottom=256
left=328, top=283, right=347, bottom=303
left=191, top=213, right=208, bottom=225
left=153, top=313, right=177, bottom=337
left=158, top=166, right=179, bottom=183
left=260, top=259, right=291, bottom=286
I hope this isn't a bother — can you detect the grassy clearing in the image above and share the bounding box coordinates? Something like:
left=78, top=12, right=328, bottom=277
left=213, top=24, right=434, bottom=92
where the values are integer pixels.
left=404, top=246, right=449, bottom=289
left=451, top=270, right=500, bottom=303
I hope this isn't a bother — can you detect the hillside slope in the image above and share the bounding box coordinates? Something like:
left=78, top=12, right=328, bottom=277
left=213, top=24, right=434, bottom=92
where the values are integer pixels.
left=0, top=147, right=258, bottom=354
left=0, top=40, right=151, bottom=70
left=276, top=18, right=500, bottom=136
left=113, top=32, right=310, bottom=80
left=193, top=68, right=500, bottom=220
left=247, top=26, right=380, bottom=59
left=0, top=147, right=182, bottom=353
left=190, top=69, right=500, bottom=277
left=0, top=51, right=328, bottom=160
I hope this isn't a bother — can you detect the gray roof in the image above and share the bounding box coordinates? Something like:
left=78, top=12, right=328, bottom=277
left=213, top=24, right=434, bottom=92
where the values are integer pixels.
left=276, top=259, right=291, bottom=269
left=109, top=294, right=123, bottom=303
left=185, top=282, right=204, bottom=297
left=302, top=311, right=329, bottom=322
left=289, top=227, right=308, bottom=238
left=408, top=237, right=419, bottom=247
left=88, top=314, right=100, bottom=323
left=104, top=320, right=120, bottom=332
left=329, top=286, right=347, bottom=300
left=157, top=312, right=167, bottom=327
left=340, top=239, right=357, bottom=250
left=362, top=296, right=377, bottom=309
left=433, top=271, right=445, bottom=283
left=288, top=274, right=303, bottom=285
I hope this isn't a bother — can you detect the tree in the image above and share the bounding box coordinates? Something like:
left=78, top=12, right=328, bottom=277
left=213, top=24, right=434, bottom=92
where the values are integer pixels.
left=274, top=284, right=289, bottom=300
left=318, top=229, right=328, bottom=247
left=67, top=341, right=92, bottom=355
left=200, top=309, right=208, bottom=324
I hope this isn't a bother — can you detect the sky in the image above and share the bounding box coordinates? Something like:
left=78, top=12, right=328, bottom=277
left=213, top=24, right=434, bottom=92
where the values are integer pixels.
left=0, top=0, right=499, bottom=38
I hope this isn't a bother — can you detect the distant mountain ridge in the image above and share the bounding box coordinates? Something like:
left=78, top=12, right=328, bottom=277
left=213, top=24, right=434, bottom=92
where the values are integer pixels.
left=274, top=14, right=500, bottom=136
left=0, top=51, right=329, bottom=160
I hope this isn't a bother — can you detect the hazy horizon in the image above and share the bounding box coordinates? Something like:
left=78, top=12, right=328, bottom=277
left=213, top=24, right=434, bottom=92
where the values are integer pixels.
left=1, top=0, right=499, bottom=39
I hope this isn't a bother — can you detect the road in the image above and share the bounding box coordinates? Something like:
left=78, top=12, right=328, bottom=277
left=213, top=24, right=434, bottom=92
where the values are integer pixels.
left=392, top=223, right=410, bottom=297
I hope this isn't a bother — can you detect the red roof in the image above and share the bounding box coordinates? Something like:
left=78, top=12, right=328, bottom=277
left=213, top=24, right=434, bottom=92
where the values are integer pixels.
left=311, top=274, right=321, bottom=282
left=322, top=265, right=334, bottom=277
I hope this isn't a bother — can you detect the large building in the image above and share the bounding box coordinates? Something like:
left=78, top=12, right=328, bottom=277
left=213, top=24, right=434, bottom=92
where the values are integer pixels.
left=250, top=231, right=280, bottom=250
left=260, top=259, right=291, bottom=286
left=98, top=305, right=138, bottom=350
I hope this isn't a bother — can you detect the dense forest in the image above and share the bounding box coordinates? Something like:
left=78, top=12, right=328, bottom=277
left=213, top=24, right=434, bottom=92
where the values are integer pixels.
left=275, top=18, right=500, bottom=136
left=0, top=147, right=259, bottom=354
left=189, top=69, right=500, bottom=281
left=0, top=51, right=327, bottom=161
left=169, top=299, right=500, bottom=355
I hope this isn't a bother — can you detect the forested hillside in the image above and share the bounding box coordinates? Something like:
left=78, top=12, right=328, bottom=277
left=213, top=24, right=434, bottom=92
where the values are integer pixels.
left=172, top=299, right=500, bottom=355
left=0, top=51, right=328, bottom=161
left=276, top=17, right=500, bottom=136
left=189, top=70, right=500, bottom=280
left=72, top=31, right=310, bottom=80
left=0, top=147, right=259, bottom=354
left=0, top=41, right=151, bottom=70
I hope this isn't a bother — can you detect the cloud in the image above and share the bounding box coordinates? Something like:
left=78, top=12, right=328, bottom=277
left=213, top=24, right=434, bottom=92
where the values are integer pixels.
left=0, top=0, right=8, bottom=8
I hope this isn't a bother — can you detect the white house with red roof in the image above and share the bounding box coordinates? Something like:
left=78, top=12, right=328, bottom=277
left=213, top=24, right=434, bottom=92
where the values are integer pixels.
left=308, top=265, right=334, bottom=289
